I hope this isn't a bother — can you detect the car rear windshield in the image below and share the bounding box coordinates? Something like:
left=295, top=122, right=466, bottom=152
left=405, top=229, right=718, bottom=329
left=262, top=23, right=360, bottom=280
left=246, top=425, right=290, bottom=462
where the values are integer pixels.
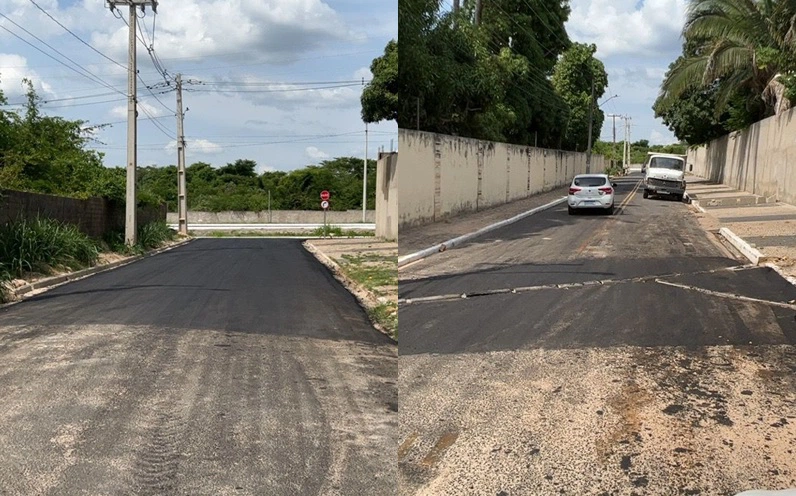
left=649, top=157, right=683, bottom=170
left=573, top=176, right=607, bottom=187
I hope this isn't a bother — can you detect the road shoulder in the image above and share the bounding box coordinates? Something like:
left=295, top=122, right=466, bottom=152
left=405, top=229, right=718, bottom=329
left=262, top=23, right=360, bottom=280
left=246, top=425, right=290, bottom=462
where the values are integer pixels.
left=304, top=238, right=397, bottom=340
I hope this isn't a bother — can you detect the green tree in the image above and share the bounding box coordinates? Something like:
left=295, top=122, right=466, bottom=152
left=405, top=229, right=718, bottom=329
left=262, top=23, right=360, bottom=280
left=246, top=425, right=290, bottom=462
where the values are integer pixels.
left=657, top=0, right=796, bottom=118
left=362, top=40, right=398, bottom=123
left=551, top=43, right=608, bottom=151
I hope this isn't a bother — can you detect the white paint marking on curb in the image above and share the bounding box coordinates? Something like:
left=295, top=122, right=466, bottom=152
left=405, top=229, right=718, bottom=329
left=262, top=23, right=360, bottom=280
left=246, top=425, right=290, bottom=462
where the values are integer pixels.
left=691, top=199, right=707, bottom=213
left=398, top=197, right=567, bottom=268
left=718, top=227, right=766, bottom=265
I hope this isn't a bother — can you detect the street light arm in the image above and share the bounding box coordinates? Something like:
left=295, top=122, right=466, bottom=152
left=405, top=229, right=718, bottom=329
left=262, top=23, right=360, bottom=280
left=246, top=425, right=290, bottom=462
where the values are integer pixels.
left=599, top=94, right=619, bottom=108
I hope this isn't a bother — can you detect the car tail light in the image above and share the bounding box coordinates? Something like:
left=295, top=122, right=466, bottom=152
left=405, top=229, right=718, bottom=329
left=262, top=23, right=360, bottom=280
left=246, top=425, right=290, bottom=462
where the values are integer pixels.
left=598, top=187, right=613, bottom=194
left=569, top=187, right=581, bottom=195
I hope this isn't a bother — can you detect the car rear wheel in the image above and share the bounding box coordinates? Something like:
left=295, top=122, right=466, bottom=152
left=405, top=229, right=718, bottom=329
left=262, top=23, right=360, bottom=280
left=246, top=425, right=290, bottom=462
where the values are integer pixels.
left=675, top=194, right=684, bottom=202
left=568, top=206, right=576, bottom=215
left=607, top=204, right=614, bottom=215
left=643, top=189, right=649, bottom=199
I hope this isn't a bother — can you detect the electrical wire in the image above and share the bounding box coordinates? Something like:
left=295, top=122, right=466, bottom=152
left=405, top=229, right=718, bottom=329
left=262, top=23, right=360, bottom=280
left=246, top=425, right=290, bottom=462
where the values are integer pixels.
left=0, top=13, right=126, bottom=97
left=28, top=0, right=127, bottom=71
left=185, top=83, right=365, bottom=94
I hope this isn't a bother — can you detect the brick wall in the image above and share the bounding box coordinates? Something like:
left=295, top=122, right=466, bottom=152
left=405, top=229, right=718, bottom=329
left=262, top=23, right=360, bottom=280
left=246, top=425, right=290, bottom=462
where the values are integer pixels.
left=0, top=190, right=166, bottom=238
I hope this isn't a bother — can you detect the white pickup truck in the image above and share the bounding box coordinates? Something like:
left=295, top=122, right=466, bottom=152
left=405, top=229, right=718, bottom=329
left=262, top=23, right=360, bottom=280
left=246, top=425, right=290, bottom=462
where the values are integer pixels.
left=642, top=152, right=687, bottom=202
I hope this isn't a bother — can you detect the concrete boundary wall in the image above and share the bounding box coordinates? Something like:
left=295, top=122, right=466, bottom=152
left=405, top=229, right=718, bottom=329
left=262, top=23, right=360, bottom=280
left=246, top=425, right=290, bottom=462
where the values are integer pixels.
left=1, top=189, right=165, bottom=238
left=166, top=210, right=376, bottom=224
left=687, top=106, right=796, bottom=204
left=375, top=151, right=398, bottom=240
left=398, top=129, right=604, bottom=228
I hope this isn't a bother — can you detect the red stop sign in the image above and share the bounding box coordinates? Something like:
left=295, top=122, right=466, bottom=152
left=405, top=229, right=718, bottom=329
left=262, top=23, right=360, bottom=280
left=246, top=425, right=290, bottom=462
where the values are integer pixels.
left=320, top=190, right=330, bottom=201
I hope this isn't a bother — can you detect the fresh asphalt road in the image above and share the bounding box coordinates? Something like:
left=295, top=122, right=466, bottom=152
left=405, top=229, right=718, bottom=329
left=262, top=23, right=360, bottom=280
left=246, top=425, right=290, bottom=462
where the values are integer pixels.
left=0, top=239, right=396, bottom=495
left=399, top=174, right=796, bottom=495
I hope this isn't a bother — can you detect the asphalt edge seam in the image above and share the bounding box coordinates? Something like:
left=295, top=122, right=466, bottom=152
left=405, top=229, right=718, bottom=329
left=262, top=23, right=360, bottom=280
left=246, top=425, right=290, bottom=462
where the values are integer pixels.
left=687, top=178, right=795, bottom=288
left=0, top=238, right=194, bottom=307
left=398, top=197, right=567, bottom=268
left=302, top=241, right=396, bottom=342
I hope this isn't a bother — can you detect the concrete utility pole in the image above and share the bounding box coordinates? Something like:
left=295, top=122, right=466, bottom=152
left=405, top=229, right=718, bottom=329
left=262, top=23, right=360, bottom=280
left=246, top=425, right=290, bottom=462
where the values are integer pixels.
left=362, top=123, right=368, bottom=223
left=107, top=0, right=158, bottom=246
left=176, top=73, right=188, bottom=236
left=585, top=78, right=595, bottom=173
left=607, top=114, right=618, bottom=167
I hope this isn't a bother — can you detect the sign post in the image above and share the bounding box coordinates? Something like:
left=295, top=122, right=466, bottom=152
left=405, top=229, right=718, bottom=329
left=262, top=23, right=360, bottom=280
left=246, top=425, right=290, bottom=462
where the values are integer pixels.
left=320, top=191, right=330, bottom=238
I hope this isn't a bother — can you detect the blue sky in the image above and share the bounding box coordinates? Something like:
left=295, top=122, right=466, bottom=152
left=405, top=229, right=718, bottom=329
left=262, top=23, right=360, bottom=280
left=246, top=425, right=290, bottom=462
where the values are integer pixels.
left=0, top=0, right=398, bottom=172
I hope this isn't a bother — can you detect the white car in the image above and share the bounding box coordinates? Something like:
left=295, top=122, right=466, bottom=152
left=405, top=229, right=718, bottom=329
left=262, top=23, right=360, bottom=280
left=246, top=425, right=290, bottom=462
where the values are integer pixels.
left=568, top=174, right=616, bottom=215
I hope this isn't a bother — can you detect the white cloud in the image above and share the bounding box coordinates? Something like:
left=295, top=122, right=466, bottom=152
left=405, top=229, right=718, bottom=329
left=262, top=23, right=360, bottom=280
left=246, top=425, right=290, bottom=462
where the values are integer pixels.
left=649, top=129, right=679, bottom=145
left=305, top=146, right=328, bottom=160
left=197, top=76, right=363, bottom=110
left=110, top=100, right=169, bottom=119
left=86, top=0, right=365, bottom=65
left=354, top=66, right=372, bottom=81
left=164, top=138, right=222, bottom=156
left=567, top=0, right=687, bottom=58
left=0, top=53, right=52, bottom=98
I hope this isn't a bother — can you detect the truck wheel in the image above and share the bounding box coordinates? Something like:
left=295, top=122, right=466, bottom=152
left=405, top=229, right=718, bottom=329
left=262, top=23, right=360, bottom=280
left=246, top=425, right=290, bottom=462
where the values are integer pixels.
left=643, top=190, right=649, bottom=199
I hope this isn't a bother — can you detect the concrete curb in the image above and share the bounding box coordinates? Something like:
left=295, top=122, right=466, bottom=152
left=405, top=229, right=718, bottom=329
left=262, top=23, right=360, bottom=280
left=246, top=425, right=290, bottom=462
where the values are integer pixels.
left=2, top=238, right=194, bottom=303
left=302, top=241, right=396, bottom=342
left=398, top=197, right=567, bottom=268
left=718, top=227, right=768, bottom=265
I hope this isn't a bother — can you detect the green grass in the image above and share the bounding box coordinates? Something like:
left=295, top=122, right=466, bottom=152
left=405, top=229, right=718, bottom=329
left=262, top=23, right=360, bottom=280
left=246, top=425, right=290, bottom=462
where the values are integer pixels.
left=0, top=216, right=100, bottom=301
left=339, top=253, right=398, bottom=290
left=104, top=221, right=177, bottom=254
left=0, top=219, right=177, bottom=303
left=334, top=252, right=398, bottom=338
left=368, top=302, right=398, bottom=339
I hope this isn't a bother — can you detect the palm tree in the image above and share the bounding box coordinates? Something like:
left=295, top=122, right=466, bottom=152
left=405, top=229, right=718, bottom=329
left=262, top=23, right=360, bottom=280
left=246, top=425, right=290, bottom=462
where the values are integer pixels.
left=658, top=0, right=796, bottom=116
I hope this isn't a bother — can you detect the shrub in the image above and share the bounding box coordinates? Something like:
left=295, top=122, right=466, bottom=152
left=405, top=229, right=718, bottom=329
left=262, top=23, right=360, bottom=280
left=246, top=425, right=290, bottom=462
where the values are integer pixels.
left=0, top=216, right=99, bottom=279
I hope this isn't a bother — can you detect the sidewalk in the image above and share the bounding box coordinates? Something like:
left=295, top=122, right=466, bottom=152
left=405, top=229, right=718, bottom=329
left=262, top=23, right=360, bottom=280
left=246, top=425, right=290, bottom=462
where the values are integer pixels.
left=399, top=187, right=569, bottom=256
left=304, top=238, right=397, bottom=339
left=687, top=176, right=796, bottom=277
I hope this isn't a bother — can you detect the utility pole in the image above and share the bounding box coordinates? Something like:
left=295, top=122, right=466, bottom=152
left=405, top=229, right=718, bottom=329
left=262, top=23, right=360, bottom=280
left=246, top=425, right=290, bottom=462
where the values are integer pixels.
left=585, top=78, right=595, bottom=173
left=607, top=114, right=618, bottom=167
left=108, top=0, right=158, bottom=246
left=362, top=123, right=368, bottom=223
left=175, top=73, right=187, bottom=236
left=475, top=0, right=482, bottom=25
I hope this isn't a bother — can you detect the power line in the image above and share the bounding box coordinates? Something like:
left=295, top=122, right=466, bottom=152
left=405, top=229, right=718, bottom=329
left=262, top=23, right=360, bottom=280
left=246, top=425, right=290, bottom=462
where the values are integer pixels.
left=0, top=13, right=126, bottom=97
left=190, top=79, right=366, bottom=86
left=27, top=0, right=127, bottom=71
left=185, top=83, right=367, bottom=94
